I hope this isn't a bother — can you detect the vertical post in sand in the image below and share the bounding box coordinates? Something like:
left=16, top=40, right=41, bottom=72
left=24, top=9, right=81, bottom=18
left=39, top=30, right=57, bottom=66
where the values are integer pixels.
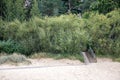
left=81, top=52, right=90, bottom=65
left=81, top=49, right=97, bottom=64
left=87, top=47, right=97, bottom=63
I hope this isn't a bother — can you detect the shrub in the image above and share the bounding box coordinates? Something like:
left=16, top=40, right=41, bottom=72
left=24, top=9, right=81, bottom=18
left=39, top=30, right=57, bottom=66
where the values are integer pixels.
left=40, top=14, right=91, bottom=53
left=0, top=56, right=8, bottom=64
left=8, top=53, right=26, bottom=63
left=0, top=53, right=29, bottom=64
left=84, top=9, right=120, bottom=57
left=0, top=39, right=19, bottom=53
left=0, top=10, right=120, bottom=58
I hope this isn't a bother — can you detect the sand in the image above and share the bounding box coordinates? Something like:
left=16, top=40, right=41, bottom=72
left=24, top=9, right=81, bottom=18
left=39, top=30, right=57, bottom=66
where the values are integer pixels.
left=0, top=58, right=120, bottom=80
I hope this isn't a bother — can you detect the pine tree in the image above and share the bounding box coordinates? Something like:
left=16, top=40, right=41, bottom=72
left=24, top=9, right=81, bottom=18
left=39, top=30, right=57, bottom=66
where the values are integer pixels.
left=2, top=0, right=25, bottom=21
left=30, top=0, right=40, bottom=17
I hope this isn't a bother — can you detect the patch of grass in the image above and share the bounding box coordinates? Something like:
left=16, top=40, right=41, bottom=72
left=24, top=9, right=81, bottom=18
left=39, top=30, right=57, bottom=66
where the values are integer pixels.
left=0, top=53, right=31, bottom=65
left=96, top=54, right=113, bottom=58
left=0, top=56, right=8, bottom=64
left=114, top=58, right=120, bottom=62
left=30, top=52, right=84, bottom=62
left=8, top=53, right=26, bottom=63
left=0, top=52, right=7, bottom=56
left=97, top=54, right=120, bottom=62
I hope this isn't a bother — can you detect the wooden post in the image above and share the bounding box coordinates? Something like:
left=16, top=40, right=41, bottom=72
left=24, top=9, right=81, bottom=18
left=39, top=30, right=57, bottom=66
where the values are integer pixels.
left=81, top=52, right=90, bottom=65
left=81, top=50, right=97, bottom=64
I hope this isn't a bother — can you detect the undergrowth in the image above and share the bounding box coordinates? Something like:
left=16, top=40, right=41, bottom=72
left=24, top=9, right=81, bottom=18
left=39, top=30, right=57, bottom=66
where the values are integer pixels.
left=0, top=9, right=120, bottom=59
left=0, top=53, right=30, bottom=65
left=30, top=52, right=84, bottom=62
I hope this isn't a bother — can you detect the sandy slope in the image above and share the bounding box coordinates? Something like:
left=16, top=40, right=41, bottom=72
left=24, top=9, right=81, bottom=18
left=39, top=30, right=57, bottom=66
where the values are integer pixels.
left=0, top=58, right=120, bottom=80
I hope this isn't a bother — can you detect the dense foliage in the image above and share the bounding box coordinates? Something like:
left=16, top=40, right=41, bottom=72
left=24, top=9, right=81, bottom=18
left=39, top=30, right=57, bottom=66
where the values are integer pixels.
left=1, top=0, right=120, bottom=21
left=0, top=10, right=120, bottom=57
left=90, top=0, right=120, bottom=14
left=0, top=0, right=120, bottom=58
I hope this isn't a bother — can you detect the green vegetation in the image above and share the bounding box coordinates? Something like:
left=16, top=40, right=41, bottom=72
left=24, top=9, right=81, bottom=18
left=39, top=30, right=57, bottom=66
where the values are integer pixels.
left=0, top=14, right=90, bottom=55
left=0, top=39, right=22, bottom=53
left=30, top=52, right=84, bottom=61
left=0, top=0, right=120, bottom=61
left=0, top=10, right=120, bottom=59
left=0, top=53, right=30, bottom=64
left=90, top=0, right=120, bottom=14
left=114, top=58, right=120, bottom=62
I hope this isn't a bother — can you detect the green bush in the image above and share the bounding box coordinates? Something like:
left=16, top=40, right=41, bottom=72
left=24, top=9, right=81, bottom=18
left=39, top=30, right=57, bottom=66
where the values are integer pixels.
left=84, top=9, right=120, bottom=57
left=0, top=39, right=22, bottom=53
left=0, top=10, right=120, bottom=58
left=43, top=15, right=90, bottom=53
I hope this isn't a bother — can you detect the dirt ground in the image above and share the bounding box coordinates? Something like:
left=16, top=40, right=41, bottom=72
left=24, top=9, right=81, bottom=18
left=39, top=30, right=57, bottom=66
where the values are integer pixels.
left=0, top=58, right=120, bottom=80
